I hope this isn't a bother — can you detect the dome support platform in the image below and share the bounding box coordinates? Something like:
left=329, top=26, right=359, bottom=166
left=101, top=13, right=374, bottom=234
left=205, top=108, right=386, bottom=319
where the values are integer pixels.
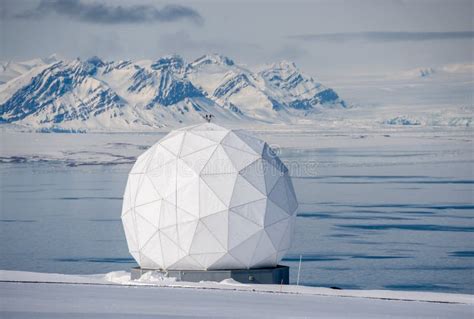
left=130, top=265, right=290, bottom=285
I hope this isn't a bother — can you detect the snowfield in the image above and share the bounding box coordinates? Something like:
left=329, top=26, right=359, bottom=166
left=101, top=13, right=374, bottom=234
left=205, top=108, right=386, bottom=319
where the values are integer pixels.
left=1, top=119, right=471, bottom=168
left=1, top=270, right=472, bottom=318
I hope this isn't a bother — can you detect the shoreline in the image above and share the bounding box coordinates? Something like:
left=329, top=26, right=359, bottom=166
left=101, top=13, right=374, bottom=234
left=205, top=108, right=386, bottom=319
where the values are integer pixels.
left=1, top=270, right=472, bottom=318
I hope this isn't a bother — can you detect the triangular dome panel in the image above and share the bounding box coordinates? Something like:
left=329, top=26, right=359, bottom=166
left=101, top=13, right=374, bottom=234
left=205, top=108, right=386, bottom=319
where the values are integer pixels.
left=177, top=220, right=199, bottom=253
left=229, top=231, right=262, bottom=268
left=201, top=173, right=237, bottom=207
left=250, top=231, right=278, bottom=266
left=176, top=177, right=199, bottom=217
left=147, top=145, right=176, bottom=172
left=262, top=143, right=288, bottom=173
left=222, top=144, right=259, bottom=172
left=201, top=211, right=228, bottom=249
left=190, top=252, right=227, bottom=270
left=221, top=131, right=259, bottom=155
left=263, top=159, right=283, bottom=193
left=135, top=215, right=158, bottom=249
left=201, top=145, right=237, bottom=175
left=230, top=175, right=266, bottom=208
left=199, top=180, right=228, bottom=217
left=228, top=211, right=261, bottom=249
left=181, top=145, right=218, bottom=174
left=239, top=159, right=266, bottom=194
left=160, top=225, right=180, bottom=247
left=176, top=206, right=198, bottom=224
left=160, top=132, right=185, bottom=156
left=190, top=129, right=229, bottom=143
left=147, top=160, right=177, bottom=198
left=233, top=130, right=265, bottom=155
left=278, top=218, right=294, bottom=252
left=251, top=252, right=278, bottom=269
left=159, top=231, right=181, bottom=268
left=265, top=199, right=289, bottom=226
left=284, top=174, right=298, bottom=214
left=168, top=255, right=204, bottom=270
left=140, top=232, right=164, bottom=268
left=134, top=200, right=162, bottom=227
left=159, top=200, right=177, bottom=228
left=268, top=176, right=291, bottom=212
left=176, top=159, right=198, bottom=189
left=135, top=175, right=161, bottom=206
left=231, top=199, right=266, bottom=227
left=179, top=132, right=217, bottom=157
left=189, top=222, right=226, bottom=254
left=208, top=253, right=246, bottom=270
left=265, top=218, right=289, bottom=252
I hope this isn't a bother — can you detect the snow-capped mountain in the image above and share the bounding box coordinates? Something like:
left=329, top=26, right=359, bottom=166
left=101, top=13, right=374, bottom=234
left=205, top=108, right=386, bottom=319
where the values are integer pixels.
left=0, top=54, right=62, bottom=85
left=0, top=54, right=345, bottom=131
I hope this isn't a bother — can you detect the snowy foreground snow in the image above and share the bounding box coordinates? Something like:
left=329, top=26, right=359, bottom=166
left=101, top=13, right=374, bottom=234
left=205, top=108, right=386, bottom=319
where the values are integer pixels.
left=1, top=270, right=472, bottom=318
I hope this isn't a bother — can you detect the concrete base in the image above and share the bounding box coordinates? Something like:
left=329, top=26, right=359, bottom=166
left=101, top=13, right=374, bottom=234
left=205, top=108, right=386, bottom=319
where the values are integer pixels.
left=130, top=265, right=289, bottom=285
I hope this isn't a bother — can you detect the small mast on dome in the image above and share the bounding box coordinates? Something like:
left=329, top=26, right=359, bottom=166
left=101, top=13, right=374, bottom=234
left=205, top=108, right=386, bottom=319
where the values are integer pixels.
left=204, top=114, right=214, bottom=123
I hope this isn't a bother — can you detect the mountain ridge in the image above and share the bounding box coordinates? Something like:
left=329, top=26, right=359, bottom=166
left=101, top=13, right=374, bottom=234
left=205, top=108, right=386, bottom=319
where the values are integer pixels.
left=0, top=54, right=345, bottom=131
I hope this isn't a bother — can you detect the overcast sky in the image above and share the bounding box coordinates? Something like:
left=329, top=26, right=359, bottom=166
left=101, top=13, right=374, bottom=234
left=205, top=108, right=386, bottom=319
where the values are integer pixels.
left=1, top=0, right=472, bottom=79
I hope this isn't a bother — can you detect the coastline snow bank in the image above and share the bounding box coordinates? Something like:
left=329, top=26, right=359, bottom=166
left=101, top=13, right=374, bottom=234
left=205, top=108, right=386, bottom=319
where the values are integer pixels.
left=1, top=270, right=472, bottom=305
left=1, top=270, right=473, bottom=319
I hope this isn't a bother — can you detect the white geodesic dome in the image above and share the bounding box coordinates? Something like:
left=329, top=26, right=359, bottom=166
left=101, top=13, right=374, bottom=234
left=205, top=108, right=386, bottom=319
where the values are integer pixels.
left=121, top=123, right=298, bottom=270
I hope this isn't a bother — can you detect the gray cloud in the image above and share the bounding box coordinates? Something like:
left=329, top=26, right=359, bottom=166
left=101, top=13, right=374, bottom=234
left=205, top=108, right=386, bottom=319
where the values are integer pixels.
left=272, top=44, right=309, bottom=61
left=14, top=0, right=204, bottom=25
left=289, top=31, right=474, bottom=42
left=158, top=31, right=262, bottom=58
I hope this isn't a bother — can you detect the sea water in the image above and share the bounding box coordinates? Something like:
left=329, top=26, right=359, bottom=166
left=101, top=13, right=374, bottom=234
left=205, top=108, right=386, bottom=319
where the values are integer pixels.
left=1, top=143, right=473, bottom=293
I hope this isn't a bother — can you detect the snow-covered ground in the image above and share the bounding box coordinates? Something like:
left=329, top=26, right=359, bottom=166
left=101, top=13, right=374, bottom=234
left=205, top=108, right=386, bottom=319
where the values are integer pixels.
left=1, top=270, right=472, bottom=318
